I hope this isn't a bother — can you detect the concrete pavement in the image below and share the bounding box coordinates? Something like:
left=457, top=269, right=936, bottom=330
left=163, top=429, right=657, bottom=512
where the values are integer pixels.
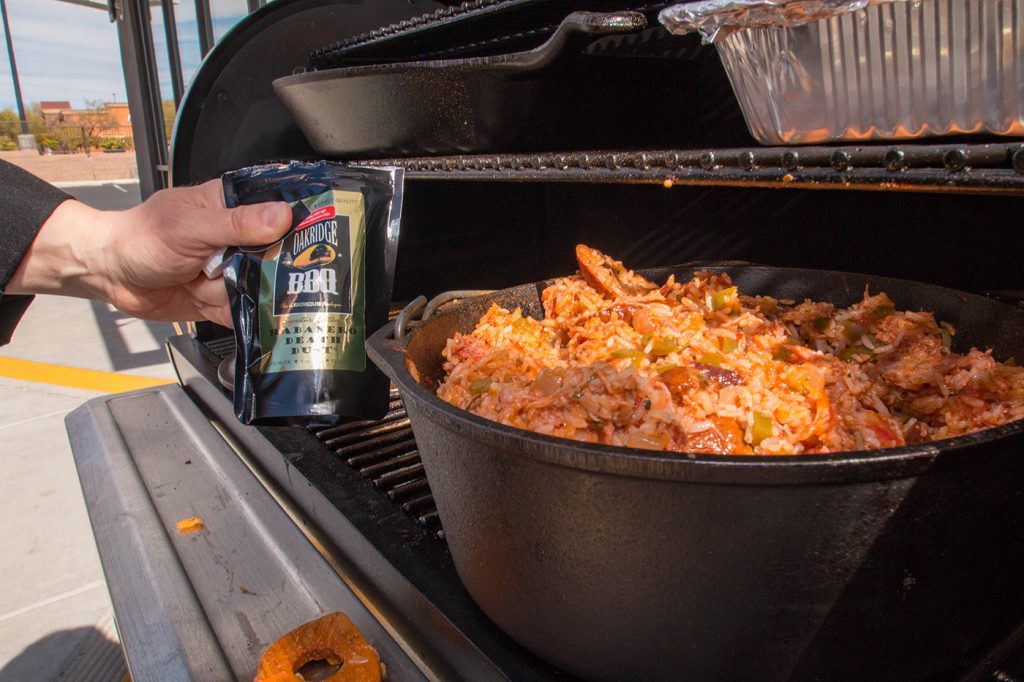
left=0, top=180, right=173, bottom=681
left=0, top=150, right=139, bottom=184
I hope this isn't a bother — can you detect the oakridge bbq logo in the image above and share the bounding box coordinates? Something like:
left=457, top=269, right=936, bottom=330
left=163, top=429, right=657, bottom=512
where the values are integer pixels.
left=273, top=205, right=353, bottom=316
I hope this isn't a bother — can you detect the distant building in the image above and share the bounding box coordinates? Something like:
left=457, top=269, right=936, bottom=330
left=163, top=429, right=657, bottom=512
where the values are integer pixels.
left=39, top=101, right=133, bottom=140
left=39, top=101, right=72, bottom=127
left=99, top=103, right=132, bottom=138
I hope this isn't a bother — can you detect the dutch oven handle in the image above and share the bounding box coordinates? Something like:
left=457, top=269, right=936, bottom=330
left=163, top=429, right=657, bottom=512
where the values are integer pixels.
left=394, top=290, right=496, bottom=341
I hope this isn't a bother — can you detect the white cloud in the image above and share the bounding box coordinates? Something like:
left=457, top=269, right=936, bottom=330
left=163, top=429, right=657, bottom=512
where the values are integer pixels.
left=0, top=0, right=122, bottom=110
left=0, top=0, right=248, bottom=114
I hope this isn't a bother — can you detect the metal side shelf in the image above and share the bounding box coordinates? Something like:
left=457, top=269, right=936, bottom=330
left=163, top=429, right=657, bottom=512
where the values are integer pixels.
left=163, top=334, right=568, bottom=682
left=65, top=384, right=427, bottom=682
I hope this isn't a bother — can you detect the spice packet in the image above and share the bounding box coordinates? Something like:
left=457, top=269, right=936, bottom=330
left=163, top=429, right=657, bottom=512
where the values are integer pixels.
left=222, top=161, right=404, bottom=423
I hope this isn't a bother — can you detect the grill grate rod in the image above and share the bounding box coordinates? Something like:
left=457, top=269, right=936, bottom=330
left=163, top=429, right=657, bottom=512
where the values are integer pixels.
left=360, top=451, right=421, bottom=478
left=373, top=461, right=426, bottom=490
left=344, top=437, right=418, bottom=469
left=386, top=477, right=431, bottom=503
left=329, top=427, right=415, bottom=455
left=314, top=403, right=407, bottom=438
left=320, top=418, right=413, bottom=448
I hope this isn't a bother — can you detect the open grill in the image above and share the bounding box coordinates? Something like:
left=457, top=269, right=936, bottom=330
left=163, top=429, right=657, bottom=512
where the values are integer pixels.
left=143, top=1, right=1024, bottom=678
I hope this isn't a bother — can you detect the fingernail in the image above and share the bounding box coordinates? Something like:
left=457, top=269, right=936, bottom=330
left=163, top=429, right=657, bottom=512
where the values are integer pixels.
left=262, top=202, right=289, bottom=229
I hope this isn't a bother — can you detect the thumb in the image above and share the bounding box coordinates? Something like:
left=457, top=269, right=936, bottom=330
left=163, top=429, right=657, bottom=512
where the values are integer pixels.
left=208, top=201, right=293, bottom=249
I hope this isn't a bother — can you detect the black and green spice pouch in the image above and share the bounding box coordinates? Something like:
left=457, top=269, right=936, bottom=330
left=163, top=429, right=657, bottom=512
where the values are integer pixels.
left=222, top=162, right=404, bottom=423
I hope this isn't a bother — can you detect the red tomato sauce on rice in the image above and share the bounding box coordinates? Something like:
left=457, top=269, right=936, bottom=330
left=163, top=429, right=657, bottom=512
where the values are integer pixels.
left=437, top=246, right=1024, bottom=455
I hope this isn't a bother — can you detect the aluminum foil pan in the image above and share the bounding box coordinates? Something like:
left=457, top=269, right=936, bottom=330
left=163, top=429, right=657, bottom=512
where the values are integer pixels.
left=661, top=0, right=1024, bottom=145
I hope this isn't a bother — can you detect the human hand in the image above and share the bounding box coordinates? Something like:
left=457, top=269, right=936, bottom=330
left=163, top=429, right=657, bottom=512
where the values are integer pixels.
left=6, top=179, right=292, bottom=326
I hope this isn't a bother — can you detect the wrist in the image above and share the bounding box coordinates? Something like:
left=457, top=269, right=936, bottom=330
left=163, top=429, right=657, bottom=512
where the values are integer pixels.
left=6, top=200, right=117, bottom=302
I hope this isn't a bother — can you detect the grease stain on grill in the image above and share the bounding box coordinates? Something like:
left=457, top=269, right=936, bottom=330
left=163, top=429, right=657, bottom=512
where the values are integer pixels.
left=311, top=387, right=444, bottom=540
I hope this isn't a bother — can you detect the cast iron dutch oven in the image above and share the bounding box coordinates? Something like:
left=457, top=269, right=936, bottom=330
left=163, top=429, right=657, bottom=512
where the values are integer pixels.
left=366, top=264, right=1024, bottom=681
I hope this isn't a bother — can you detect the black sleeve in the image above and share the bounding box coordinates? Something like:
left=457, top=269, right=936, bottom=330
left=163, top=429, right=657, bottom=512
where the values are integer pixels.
left=0, top=159, right=72, bottom=344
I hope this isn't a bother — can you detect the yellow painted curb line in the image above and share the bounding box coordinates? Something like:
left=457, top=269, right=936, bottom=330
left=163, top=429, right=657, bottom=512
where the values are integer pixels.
left=0, top=356, right=175, bottom=394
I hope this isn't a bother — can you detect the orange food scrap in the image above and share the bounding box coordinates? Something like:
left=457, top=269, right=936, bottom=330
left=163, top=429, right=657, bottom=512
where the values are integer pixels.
left=254, top=612, right=382, bottom=682
left=175, top=516, right=204, bottom=534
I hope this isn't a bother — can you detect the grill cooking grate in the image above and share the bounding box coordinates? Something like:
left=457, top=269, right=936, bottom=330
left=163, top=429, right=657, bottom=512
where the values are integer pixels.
left=310, top=389, right=444, bottom=540
left=202, top=335, right=444, bottom=540
left=204, top=335, right=235, bottom=358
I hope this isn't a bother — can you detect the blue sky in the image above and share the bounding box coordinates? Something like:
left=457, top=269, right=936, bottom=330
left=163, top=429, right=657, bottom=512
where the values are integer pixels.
left=0, top=0, right=245, bottom=112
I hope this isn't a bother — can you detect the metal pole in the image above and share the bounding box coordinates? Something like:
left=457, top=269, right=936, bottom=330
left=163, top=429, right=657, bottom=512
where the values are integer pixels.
left=113, top=0, right=167, bottom=198
left=160, top=0, right=184, bottom=105
left=194, top=0, right=213, bottom=56
left=0, top=0, right=28, bottom=134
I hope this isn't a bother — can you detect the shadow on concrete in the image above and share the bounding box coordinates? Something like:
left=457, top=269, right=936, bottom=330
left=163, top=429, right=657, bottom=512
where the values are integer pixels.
left=0, top=626, right=126, bottom=682
left=89, top=299, right=177, bottom=372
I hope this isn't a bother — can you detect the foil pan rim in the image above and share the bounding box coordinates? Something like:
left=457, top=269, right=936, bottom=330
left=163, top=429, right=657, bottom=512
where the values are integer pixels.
left=659, top=0, right=901, bottom=43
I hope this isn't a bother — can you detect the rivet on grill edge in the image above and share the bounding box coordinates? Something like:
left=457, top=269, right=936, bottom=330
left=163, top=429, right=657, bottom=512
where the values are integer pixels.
left=466, top=159, right=480, bottom=170
left=830, top=150, right=852, bottom=171
left=446, top=158, right=459, bottom=171
left=1012, top=148, right=1024, bottom=175
left=637, top=153, right=651, bottom=170
left=943, top=149, right=968, bottom=172
left=578, top=154, right=591, bottom=169
left=739, top=151, right=756, bottom=170
left=532, top=156, right=545, bottom=170
left=555, top=155, right=569, bottom=170
left=606, top=154, right=619, bottom=170
left=514, top=156, right=527, bottom=170
left=699, top=152, right=716, bottom=170
left=665, top=152, right=680, bottom=169
left=455, top=158, right=467, bottom=170
left=782, top=151, right=800, bottom=171
left=884, top=149, right=906, bottom=172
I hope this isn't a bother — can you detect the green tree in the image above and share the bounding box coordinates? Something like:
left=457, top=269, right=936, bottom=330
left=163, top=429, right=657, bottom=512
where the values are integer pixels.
left=163, top=99, right=177, bottom=141
left=0, top=108, right=20, bottom=141
left=80, top=99, right=118, bottom=138
left=26, top=103, right=47, bottom=137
